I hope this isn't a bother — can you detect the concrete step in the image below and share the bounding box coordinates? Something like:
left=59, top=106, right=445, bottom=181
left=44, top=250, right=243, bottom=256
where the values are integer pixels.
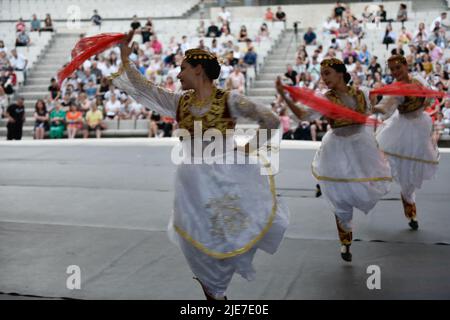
left=49, top=40, right=79, bottom=45
left=44, top=54, right=72, bottom=59
left=257, top=73, right=279, bottom=81
left=276, top=44, right=295, bottom=49
left=26, top=77, right=52, bottom=85
left=33, top=65, right=60, bottom=72
left=38, top=62, right=65, bottom=67
left=265, top=58, right=292, bottom=64
left=264, top=61, right=289, bottom=68
left=247, top=96, right=274, bottom=105
left=40, top=54, right=70, bottom=60
left=46, top=48, right=73, bottom=51
left=25, top=100, right=41, bottom=108
left=30, top=71, right=58, bottom=78
left=39, top=59, right=69, bottom=65
left=272, top=46, right=297, bottom=55
left=0, top=126, right=34, bottom=137
left=248, top=88, right=276, bottom=96
left=20, top=84, right=52, bottom=92
left=278, top=36, right=296, bottom=46
left=0, top=118, right=35, bottom=126
left=261, top=66, right=286, bottom=73
left=268, top=54, right=297, bottom=61
left=20, top=92, right=49, bottom=100
left=253, top=80, right=277, bottom=88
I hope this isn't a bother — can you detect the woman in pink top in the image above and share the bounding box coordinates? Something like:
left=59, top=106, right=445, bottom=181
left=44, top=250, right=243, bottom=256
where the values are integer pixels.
left=150, top=35, right=162, bottom=55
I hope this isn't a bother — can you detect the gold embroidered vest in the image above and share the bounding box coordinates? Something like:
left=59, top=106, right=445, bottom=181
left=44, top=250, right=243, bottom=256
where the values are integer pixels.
left=325, top=87, right=367, bottom=129
left=176, top=88, right=235, bottom=135
left=397, top=79, right=426, bottom=114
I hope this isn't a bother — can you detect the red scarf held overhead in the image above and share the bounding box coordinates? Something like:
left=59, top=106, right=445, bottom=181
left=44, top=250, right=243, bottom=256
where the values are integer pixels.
left=57, top=33, right=127, bottom=86
left=283, top=82, right=447, bottom=125
left=369, top=81, right=447, bottom=98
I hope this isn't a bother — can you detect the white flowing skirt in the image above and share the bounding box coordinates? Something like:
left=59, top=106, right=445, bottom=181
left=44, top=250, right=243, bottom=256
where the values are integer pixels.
left=376, top=109, right=439, bottom=190
left=167, top=149, right=289, bottom=297
left=312, top=126, right=392, bottom=222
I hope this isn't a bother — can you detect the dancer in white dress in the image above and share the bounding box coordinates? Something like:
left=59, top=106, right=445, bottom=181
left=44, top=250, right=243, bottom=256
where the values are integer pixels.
left=111, top=31, right=289, bottom=299
left=276, top=58, right=392, bottom=262
left=374, top=55, right=439, bottom=230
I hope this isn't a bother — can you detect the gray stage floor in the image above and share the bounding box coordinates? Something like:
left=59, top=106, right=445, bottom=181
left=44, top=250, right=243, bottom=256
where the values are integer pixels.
left=1, top=139, right=449, bottom=300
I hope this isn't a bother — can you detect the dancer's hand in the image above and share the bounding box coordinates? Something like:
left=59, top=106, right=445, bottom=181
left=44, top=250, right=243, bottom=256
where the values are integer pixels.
left=275, top=76, right=285, bottom=96
left=119, top=29, right=134, bottom=62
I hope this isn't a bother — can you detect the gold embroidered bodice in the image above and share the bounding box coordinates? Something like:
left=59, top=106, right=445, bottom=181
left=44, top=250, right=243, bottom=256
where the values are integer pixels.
left=176, top=87, right=236, bottom=135
left=397, top=79, right=426, bottom=114
left=325, top=86, right=367, bottom=129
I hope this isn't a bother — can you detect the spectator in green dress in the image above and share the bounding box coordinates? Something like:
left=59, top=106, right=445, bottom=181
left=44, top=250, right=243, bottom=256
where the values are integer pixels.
left=49, top=102, right=66, bottom=138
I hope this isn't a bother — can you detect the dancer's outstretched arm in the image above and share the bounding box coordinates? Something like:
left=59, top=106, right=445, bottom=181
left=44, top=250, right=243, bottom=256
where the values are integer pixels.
left=373, top=75, right=432, bottom=120
left=110, top=30, right=181, bottom=118
left=275, top=76, right=309, bottom=121
left=372, top=95, right=401, bottom=120
left=228, top=91, right=280, bottom=130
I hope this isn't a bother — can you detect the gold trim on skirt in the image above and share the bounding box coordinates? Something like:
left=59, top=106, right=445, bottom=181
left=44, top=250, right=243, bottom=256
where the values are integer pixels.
left=174, top=154, right=278, bottom=259
left=381, top=150, right=439, bottom=165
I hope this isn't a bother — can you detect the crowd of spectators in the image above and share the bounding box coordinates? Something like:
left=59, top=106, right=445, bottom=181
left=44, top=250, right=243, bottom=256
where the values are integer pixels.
left=1, top=12, right=55, bottom=139
left=275, top=2, right=450, bottom=142
left=3, top=6, right=278, bottom=139
left=2, top=3, right=449, bottom=143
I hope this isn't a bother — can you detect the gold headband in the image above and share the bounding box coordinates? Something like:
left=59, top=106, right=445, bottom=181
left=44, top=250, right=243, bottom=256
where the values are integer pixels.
left=387, top=55, right=407, bottom=65
left=320, top=58, right=344, bottom=68
left=184, top=49, right=216, bottom=61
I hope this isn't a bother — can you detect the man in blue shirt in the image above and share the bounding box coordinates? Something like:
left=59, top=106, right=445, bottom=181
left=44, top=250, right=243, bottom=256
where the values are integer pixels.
left=303, top=27, right=317, bottom=45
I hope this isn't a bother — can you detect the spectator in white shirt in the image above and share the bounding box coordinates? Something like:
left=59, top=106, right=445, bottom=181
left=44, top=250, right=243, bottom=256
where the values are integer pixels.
left=442, top=99, right=450, bottom=123
left=293, top=56, right=307, bottom=75
left=345, top=55, right=356, bottom=73
left=105, top=93, right=121, bottom=119
left=347, top=30, right=359, bottom=48
left=0, top=40, right=8, bottom=54
left=219, top=60, right=233, bottom=88
left=129, top=98, right=145, bottom=119
left=103, top=85, right=121, bottom=101
left=99, top=60, right=116, bottom=77
left=430, top=12, right=448, bottom=32
left=180, top=35, right=191, bottom=55
left=9, top=49, right=27, bottom=71
left=210, top=38, right=223, bottom=57
left=218, top=6, right=231, bottom=24
left=307, top=56, right=321, bottom=82
left=323, top=17, right=339, bottom=35
left=227, top=66, right=245, bottom=93
left=219, top=25, right=234, bottom=46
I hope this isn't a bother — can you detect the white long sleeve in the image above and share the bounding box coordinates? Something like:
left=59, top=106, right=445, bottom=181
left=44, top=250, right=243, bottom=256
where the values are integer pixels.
left=227, top=91, right=280, bottom=129
left=373, top=75, right=430, bottom=120
left=111, top=61, right=181, bottom=118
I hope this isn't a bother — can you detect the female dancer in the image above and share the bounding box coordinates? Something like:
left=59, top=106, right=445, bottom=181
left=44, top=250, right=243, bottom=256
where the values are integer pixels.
left=276, top=58, right=391, bottom=262
left=111, top=31, right=289, bottom=299
left=373, top=55, right=439, bottom=230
